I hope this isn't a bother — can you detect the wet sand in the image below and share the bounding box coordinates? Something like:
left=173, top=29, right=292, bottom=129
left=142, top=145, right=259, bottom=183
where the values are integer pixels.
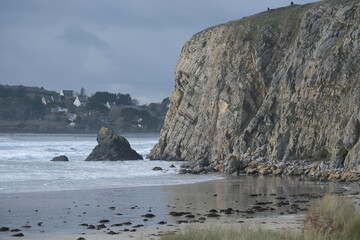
left=0, top=175, right=357, bottom=239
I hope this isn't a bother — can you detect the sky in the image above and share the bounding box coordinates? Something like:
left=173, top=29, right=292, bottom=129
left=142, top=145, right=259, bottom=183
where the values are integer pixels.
left=0, top=0, right=319, bottom=104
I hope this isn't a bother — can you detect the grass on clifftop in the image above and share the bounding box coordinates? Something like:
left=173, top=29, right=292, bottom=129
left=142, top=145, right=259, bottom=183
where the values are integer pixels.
left=161, top=195, right=360, bottom=240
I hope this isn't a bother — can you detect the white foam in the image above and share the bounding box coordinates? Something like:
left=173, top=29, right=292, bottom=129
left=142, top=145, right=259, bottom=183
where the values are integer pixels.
left=0, top=134, right=222, bottom=193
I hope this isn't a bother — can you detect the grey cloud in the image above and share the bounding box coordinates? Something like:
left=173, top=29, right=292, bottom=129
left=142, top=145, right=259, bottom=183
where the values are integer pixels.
left=61, top=25, right=109, bottom=50
left=0, top=0, right=319, bottom=104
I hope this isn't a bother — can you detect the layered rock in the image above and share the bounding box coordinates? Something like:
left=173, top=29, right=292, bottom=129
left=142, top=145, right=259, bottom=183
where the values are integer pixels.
left=149, top=0, right=360, bottom=174
left=86, top=127, right=143, bottom=161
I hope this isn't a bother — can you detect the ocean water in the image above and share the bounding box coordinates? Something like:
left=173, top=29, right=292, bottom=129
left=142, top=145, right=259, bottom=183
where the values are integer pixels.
left=0, top=134, right=222, bottom=193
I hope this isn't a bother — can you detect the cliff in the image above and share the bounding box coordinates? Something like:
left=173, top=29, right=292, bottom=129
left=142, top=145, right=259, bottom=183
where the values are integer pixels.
left=149, top=0, right=360, bottom=176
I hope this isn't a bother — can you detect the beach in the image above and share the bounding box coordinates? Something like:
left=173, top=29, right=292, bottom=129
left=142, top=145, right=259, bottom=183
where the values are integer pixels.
left=1, top=175, right=356, bottom=240
left=1, top=134, right=359, bottom=240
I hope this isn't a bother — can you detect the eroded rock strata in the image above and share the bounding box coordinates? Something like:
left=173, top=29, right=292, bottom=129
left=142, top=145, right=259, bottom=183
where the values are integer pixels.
left=86, top=127, right=143, bottom=161
left=149, top=0, right=360, bottom=180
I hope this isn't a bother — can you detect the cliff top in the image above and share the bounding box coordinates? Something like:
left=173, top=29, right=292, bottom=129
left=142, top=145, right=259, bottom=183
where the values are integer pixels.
left=194, top=0, right=359, bottom=40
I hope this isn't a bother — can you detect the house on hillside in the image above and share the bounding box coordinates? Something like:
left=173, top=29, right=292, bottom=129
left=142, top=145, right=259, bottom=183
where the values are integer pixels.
left=52, top=96, right=61, bottom=102
left=67, top=113, right=77, bottom=121
left=106, top=101, right=116, bottom=109
left=60, top=90, right=77, bottom=98
left=50, top=107, right=68, bottom=113
left=41, top=96, right=53, bottom=105
left=73, top=96, right=89, bottom=107
left=41, top=96, right=62, bottom=105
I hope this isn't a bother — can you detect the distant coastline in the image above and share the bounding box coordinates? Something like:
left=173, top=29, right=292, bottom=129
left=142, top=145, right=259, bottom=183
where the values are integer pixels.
left=0, top=84, right=169, bottom=134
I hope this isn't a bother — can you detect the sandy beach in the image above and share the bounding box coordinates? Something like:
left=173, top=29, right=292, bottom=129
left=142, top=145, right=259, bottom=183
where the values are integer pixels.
left=0, top=175, right=356, bottom=240
left=3, top=214, right=305, bottom=240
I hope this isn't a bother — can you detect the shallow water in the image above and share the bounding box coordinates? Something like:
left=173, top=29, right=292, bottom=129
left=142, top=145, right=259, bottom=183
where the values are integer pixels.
left=0, top=175, right=354, bottom=237
left=0, top=134, right=359, bottom=238
left=0, top=134, right=222, bottom=193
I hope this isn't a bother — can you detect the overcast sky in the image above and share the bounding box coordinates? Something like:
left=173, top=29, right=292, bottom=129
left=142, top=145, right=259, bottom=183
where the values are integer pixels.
left=0, top=0, right=319, bottom=104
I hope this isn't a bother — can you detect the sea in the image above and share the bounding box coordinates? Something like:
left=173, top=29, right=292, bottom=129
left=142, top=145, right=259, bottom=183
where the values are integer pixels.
left=0, top=133, right=222, bottom=194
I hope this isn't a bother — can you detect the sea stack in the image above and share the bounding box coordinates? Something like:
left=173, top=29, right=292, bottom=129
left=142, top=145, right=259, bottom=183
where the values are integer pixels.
left=149, top=0, right=360, bottom=175
left=85, top=127, right=143, bottom=161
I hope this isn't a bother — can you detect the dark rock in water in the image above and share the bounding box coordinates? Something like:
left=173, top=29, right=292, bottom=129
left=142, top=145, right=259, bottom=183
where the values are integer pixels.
left=98, top=219, right=110, bottom=223
left=169, top=164, right=176, bottom=168
left=11, top=233, right=24, bottom=237
left=96, top=224, right=106, bottom=229
left=133, top=224, right=144, bottom=228
left=51, top=155, right=69, bottom=162
left=152, top=167, right=163, bottom=171
left=85, top=127, right=143, bottom=161
left=176, top=220, right=189, bottom=224
left=169, top=211, right=191, bottom=217
left=206, top=212, right=220, bottom=217
left=110, top=223, right=123, bottom=227
left=87, top=225, right=95, bottom=229
left=0, top=227, right=9, bottom=232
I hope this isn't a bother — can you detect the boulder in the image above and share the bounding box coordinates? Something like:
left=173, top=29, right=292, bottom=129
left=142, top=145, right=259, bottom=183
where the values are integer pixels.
left=51, top=155, right=69, bottom=162
left=224, top=155, right=247, bottom=174
left=245, top=167, right=258, bottom=175
left=152, top=167, right=163, bottom=171
left=85, top=127, right=143, bottom=161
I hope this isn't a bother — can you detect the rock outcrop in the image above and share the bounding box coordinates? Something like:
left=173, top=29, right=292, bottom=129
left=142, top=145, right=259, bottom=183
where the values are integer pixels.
left=51, top=155, right=69, bottom=162
left=149, top=0, right=360, bottom=176
left=86, top=127, right=143, bottom=161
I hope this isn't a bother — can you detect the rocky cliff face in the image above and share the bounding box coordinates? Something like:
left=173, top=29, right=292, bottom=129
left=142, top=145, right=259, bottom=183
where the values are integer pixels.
left=149, top=0, right=360, bottom=174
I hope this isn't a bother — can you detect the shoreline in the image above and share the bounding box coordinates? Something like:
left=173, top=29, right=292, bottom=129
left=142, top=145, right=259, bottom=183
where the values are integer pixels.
left=0, top=214, right=306, bottom=240
left=1, top=175, right=357, bottom=240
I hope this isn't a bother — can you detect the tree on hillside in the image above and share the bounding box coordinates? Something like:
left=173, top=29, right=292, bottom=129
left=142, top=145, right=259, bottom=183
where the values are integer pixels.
left=79, top=87, right=86, bottom=97
left=89, top=91, right=133, bottom=106
left=85, top=102, right=109, bottom=114
left=89, top=91, right=117, bottom=104
left=116, top=93, right=133, bottom=105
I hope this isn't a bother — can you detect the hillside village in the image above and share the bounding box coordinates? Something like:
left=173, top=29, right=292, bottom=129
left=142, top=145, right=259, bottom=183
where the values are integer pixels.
left=0, top=84, right=169, bottom=133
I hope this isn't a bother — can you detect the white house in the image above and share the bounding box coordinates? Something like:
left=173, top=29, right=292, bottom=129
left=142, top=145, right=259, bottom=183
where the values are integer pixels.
left=41, top=95, right=62, bottom=105
left=106, top=101, right=116, bottom=109
left=50, top=107, right=68, bottom=113
left=60, top=90, right=77, bottom=98
left=73, top=96, right=89, bottom=107
left=67, top=113, right=77, bottom=121
left=41, top=96, right=53, bottom=105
